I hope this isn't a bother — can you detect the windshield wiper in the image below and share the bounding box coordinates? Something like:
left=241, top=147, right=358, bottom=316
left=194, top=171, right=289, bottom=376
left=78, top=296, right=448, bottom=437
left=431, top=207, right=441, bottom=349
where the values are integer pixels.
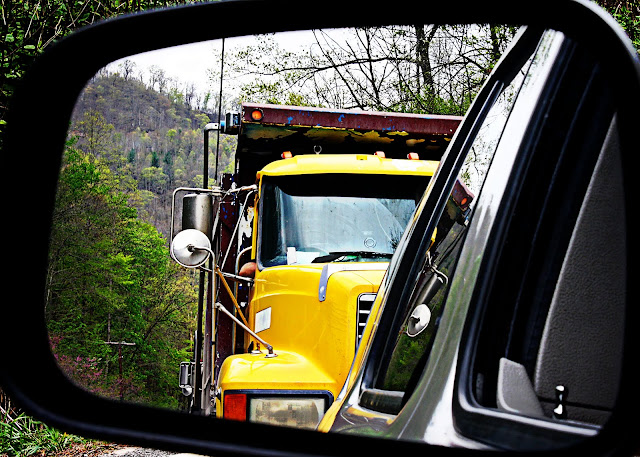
left=311, top=251, right=393, bottom=263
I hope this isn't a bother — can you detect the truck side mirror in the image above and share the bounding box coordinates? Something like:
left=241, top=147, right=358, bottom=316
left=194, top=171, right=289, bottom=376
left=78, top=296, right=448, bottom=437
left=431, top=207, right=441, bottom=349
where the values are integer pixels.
left=171, top=229, right=213, bottom=268
left=182, top=193, right=213, bottom=237
left=170, top=191, right=215, bottom=268
left=179, top=362, right=193, bottom=396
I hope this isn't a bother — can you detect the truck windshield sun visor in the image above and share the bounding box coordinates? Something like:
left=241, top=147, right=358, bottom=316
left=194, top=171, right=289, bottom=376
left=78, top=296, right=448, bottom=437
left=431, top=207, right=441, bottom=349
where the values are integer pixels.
left=311, top=251, right=394, bottom=263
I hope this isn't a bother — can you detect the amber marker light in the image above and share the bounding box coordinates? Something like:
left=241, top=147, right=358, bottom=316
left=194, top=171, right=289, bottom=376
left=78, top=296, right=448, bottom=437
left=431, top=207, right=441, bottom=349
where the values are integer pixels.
left=407, top=152, right=420, bottom=160
left=250, top=109, right=264, bottom=121
left=281, top=151, right=293, bottom=159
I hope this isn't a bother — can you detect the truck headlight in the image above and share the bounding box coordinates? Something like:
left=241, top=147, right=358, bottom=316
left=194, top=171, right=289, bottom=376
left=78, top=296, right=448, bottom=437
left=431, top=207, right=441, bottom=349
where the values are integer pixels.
left=249, top=396, right=326, bottom=429
left=223, top=391, right=332, bottom=429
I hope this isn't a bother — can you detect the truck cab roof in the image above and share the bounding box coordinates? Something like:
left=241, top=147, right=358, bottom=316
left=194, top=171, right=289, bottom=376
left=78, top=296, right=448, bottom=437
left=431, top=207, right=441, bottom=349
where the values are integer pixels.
left=257, top=154, right=440, bottom=178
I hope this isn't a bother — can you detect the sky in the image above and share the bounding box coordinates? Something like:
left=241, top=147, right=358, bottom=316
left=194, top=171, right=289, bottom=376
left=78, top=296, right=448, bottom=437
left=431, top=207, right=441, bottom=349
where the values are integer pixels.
left=109, top=31, right=316, bottom=97
left=110, top=39, right=225, bottom=95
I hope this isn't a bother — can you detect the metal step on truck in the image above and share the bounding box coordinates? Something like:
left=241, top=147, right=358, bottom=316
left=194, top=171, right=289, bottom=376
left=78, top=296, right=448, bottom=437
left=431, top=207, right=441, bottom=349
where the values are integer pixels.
left=169, top=102, right=464, bottom=429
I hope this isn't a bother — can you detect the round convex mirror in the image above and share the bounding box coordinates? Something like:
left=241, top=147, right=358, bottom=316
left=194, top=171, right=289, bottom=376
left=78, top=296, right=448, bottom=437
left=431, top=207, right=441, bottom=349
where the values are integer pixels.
left=171, top=229, right=212, bottom=268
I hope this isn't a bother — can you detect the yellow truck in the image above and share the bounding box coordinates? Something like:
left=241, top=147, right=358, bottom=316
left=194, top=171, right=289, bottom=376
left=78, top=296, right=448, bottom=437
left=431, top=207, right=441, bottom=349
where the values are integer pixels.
left=169, top=103, right=461, bottom=428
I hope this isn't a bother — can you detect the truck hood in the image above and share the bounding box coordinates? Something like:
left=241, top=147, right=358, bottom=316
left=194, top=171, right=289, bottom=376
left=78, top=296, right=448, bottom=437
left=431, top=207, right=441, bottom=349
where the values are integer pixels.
left=218, top=350, right=336, bottom=393
left=317, top=262, right=388, bottom=301
left=246, top=262, right=388, bottom=393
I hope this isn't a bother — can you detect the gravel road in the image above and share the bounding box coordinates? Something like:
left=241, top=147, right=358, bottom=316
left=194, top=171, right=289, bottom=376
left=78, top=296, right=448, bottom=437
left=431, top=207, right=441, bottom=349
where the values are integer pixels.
left=99, top=448, right=202, bottom=457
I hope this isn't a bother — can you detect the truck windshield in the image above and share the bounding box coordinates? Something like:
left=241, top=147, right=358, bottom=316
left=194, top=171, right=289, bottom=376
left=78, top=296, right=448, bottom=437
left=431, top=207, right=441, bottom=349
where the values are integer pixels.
left=259, top=173, right=430, bottom=267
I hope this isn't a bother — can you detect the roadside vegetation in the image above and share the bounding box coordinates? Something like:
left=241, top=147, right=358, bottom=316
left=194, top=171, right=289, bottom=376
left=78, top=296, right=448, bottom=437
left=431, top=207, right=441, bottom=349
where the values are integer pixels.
left=1, top=413, right=86, bottom=456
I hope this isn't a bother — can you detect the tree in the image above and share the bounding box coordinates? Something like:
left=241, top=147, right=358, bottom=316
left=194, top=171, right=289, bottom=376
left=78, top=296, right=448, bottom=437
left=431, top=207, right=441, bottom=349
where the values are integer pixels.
left=75, top=110, right=115, bottom=157
left=119, top=59, right=137, bottom=81
left=0, top=0, right=207, bottom=144
left=220, top=25, right=517, bottom=115
left=47, top=140, right=197, bottom=407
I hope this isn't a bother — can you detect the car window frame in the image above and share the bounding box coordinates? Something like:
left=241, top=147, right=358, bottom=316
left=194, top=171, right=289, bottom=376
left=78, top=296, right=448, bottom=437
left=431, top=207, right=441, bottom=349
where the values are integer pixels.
left=452, top=29, right=625, bottom=451
left=329, top=23, right=634, bottom=450
left=352, top=26, right=546, bottom=414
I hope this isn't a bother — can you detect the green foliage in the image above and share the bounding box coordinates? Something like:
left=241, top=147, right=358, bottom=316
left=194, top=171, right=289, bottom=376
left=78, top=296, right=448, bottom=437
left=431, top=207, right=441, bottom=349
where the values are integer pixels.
left=70, top=71, right=234, bottom=236
left=0, top=0, right=214, bottom=150
left=1, top=413, right=88, bottom=456
left=46, top=139, right=198, bottom=408
left=596, top=1, right=640, bottom=52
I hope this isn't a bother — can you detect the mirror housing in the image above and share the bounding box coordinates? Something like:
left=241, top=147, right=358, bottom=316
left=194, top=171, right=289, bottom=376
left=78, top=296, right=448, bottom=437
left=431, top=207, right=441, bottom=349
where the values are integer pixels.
left=179, top=362, right=194, bottom=397
left=1, top=1, right=638, bottom=456
left=182, top=193, right=214, bottom=239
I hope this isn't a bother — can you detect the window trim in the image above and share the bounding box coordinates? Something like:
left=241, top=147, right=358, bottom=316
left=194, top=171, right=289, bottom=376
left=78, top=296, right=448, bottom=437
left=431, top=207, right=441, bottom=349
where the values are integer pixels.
left=356, top=27, right=549, bottom=416
left=452, top=34, right=617, bottom=450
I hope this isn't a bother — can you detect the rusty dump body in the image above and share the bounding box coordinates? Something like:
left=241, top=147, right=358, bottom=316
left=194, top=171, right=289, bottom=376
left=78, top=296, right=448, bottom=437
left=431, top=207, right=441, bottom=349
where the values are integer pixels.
left=233, top=103, right=463, bottom=186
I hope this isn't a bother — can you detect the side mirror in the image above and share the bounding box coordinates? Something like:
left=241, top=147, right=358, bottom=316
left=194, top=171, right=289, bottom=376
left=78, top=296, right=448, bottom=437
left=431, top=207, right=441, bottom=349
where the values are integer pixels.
left=179, top=361, right=194, bottom=396
left=2, top=1, right=638, bottom=457
left=406, top=304, right=432, bottom=337
left=171, top=229, right=213, bottom=268
left=170, top=190, right=215, bottom=267
left=181, top=192, right=214, bottom=237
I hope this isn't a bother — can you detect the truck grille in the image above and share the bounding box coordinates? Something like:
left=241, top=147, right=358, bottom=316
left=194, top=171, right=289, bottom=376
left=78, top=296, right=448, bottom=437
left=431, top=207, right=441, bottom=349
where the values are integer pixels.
left=357, top=293, right=376, bottom=347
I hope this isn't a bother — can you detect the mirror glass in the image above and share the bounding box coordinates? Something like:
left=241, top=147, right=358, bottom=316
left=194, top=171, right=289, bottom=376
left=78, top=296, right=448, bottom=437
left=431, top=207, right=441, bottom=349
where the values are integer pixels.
left=47, top=24, right=520, bottom=427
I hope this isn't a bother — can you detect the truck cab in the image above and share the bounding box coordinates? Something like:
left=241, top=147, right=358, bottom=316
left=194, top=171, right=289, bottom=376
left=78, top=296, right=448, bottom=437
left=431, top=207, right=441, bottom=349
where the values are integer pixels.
left=216, top=153, right=438, bottom=428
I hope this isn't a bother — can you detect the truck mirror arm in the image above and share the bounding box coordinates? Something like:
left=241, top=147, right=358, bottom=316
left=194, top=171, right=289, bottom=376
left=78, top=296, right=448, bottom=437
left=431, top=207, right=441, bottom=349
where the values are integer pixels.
left=219, top=270, right=254, bottom=285
left=224, top=184, right=258, bottom=195
left=214, top=302, right=276, bottom=358
left=219, top=188, right=258, bottom=269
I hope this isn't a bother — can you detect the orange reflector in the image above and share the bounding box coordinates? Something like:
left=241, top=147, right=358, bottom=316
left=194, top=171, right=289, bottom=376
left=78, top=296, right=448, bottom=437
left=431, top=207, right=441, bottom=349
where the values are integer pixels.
left=460, top=197, right=468, bottom=207
left=407, top=152, right=419, bottom=160
left=224, top=393, right=247, bottom=421
left=250, top=109, right=264, bottom=121
left=281, top=151, right=293, bottom=159
left=374, top=151, right=386, bottom=158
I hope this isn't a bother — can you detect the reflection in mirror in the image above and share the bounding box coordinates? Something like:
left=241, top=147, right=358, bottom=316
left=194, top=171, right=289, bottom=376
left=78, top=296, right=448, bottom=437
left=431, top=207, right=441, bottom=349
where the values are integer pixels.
left=373, top=56, right=529, bottom=398
left=46, top=25, right=516, bottom=426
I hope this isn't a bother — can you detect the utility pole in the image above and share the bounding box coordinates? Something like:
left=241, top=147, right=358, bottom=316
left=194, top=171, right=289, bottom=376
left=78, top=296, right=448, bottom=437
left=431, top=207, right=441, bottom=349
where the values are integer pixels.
left=104, top=340, right=136, bottom=401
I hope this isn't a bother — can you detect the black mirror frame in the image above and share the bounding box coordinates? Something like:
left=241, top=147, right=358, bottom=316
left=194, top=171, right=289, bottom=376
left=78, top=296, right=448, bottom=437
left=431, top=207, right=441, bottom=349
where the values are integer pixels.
left=2, top=1, right=638, bottom=456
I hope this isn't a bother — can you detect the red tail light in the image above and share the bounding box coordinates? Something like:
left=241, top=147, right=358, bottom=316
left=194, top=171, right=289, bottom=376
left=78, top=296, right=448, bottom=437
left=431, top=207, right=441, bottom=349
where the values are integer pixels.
left=224, top=393, right=247, bottom=421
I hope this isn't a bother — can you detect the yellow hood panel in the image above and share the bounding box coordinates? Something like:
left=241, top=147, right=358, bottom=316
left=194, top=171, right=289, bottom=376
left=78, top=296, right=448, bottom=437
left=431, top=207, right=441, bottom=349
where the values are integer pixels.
left=218, top=350, right=335, bottom=392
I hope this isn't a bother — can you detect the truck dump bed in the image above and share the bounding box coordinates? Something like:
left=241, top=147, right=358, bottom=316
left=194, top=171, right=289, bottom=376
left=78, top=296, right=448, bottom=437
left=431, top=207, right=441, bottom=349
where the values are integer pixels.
left=231, top=103, right=462, bottom=185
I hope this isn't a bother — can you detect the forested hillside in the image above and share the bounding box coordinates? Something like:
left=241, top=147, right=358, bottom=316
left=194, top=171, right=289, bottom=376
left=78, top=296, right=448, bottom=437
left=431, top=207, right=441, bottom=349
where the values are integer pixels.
left=71, top=70, right=237, bottom=239
left=45, top=69, right=237, bottom=409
